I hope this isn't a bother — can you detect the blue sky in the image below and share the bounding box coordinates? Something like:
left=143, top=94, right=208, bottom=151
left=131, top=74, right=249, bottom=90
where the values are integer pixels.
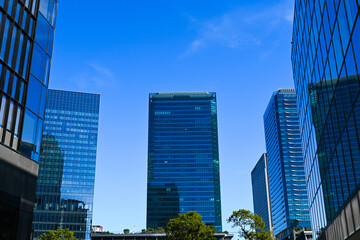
left=49, top=0, right=295, bottom=233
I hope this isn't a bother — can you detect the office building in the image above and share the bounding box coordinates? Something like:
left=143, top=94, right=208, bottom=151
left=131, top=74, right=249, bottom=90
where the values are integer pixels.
left=291, top=0, right=360, bottom=239
left=32, top=89, right=100, bottom=240
left=251, top=153, right=272, bottom=232
left=147, top=92, right=222, bottom=230
left=0, top=0, right=58, bottom=239
left=263, top=89, right=311, bottom=239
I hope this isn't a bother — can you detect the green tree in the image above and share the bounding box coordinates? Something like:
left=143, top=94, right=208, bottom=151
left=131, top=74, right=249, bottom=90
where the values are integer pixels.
left=166, top=211, right=216, bottom=240
left=227, top=209, right=275, bottom=240
left=38, top=228, right=77, bottom=240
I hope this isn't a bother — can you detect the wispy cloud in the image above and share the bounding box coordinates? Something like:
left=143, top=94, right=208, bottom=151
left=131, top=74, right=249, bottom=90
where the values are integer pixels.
left=71, top=62, right=117, bottom=89
left=181, top=0, right=294, bottom=57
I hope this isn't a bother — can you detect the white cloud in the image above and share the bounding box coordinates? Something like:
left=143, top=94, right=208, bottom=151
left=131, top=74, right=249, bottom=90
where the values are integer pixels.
left=181, top=0, right=294, bottom=57
left=71, top=62, right=116, bottom=89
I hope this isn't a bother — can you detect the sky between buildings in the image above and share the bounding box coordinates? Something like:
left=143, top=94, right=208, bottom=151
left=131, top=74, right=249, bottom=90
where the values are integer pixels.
left=49, top=0, right=295, bottom=233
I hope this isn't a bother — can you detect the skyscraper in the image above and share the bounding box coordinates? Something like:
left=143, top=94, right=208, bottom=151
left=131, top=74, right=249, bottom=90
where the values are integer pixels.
left=147, top=92, right=222, bottom=230
left=291, top=0, right=360, bottom=239
left=0, top=0, right=58, bottom=239
left=32, top=89, right=100, bottom=240
left=263, top=89, right=311, bottom=240
left=251, top=153, right=272, bottom=232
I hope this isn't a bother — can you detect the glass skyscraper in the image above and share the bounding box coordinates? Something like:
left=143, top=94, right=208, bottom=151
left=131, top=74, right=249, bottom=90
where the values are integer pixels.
left=263, top=89, right=311, bottom=239
left=147, top=92, right=222, bottom=231
left=291, top=0, right=360, bottom=239
left=251, top=153, right=272, bottom=232
left=32, top=89, right=100, bottom=240
left=0, top=0, right=58, bottom=239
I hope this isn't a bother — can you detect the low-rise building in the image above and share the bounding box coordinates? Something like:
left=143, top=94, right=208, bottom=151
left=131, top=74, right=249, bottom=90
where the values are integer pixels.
left=91, top=232, right=233, bottom=240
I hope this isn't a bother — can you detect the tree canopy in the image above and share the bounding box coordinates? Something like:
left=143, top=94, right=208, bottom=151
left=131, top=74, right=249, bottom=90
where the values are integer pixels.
left=227, top=209, right=275, bottom=240
left=166, top=211, right=216, bottom=240
left=38, top=228, right=77, bottom=240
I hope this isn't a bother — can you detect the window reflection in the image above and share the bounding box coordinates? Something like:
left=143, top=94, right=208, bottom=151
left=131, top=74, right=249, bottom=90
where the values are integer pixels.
left=19, top=109, right=37, bottom=158
left=26, top=75, right=42, bottom=115
left=30, top=43, right=45, bottom=82
left=35, top=13, right=49, bottom=52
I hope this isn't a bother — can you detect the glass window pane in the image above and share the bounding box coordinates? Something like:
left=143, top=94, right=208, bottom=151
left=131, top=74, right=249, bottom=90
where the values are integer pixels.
left=8, top=25, right=17, bottom=66
left=35, top=13, right=49, bottom=51
left=39, top=85, right=46, bottom=119
left=3, top=69, right=10, bottom=94
left=43, top=54, right=50, bottom=86
left=11, top=75, right=17, bottom=98
left=35, top=118, right=42, bottom=152
left=0, top=96, right=6, bottom=128
left=0, top=19, right=10, bottom=60
left=26, top=75, right=41, bottom=115
left=30, top=43, right=45, bottom=81
left=22, top=11, right=27, bottom=30
left=47, top=26, right=54, bottom=55
left=51, top=0, right=57, bottom=27
left=39, top=0, right=51, bottom=20
left=22, top=39, right=30, bottom=78
left=16, top=33, right=24, bottom=73
left=6, top=100, right=13, bottom=130
left=20, top=109, right=37, bottom=156
left=19, top=81, right=25, bottom=105
left=7, top=0, right=13, bottom=16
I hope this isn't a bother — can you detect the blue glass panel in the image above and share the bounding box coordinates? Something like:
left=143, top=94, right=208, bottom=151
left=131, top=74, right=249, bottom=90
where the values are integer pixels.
left=11, top=75, right=17, bottom=98
left=0, top=96, right=5, bottom=128
left=39, top=0, right=51, bottom=21
left=8, top=26, right=17, bottom=66
left=19, top=81, right=24, bottom=104
left=38, top=85, right=46, bottom=119
left=22, top=40, right=30, bottom=78
left=353, top=19, right=360, bottom=71
left=51, top=0, right=57, bottom=26
left=22, top=11, right=27, bottom=29
left=47, top=26, right=54, bottom=55
left=43, top=54, right=50, bottom=86
left=29, top=17, right=33, bottom=37
left=0, top=19, right=10, bottom=60
left=14, top=106, right=21, bottom=136
left=26, top=75, right=41, bottom=115
left=3, top=70, right=10, bottom=94
left=30, top=43, right=45, bottom=81
left=15, top=3, right=20, bottom=23
left=20, top=109, right=37, bottom=157
left=35, top=119, right=42, bottom=152
left=0, top=0, right=4, bottom=7
left=6, top=100, right=13, bottom=130
left=35, top=13, right=49, bottom=51
left=7, top=0, right=13, bottom=16
left=16, top=33, right=24, bottom=73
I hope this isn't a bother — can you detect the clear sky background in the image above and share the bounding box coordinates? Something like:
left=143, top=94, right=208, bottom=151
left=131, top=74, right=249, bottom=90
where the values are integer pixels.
left=49, top=0, right=296, bottom=234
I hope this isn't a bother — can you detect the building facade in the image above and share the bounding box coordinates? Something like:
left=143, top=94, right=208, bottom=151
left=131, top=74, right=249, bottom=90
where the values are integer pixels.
left=251, top=153, right=272, bottom=232
left=147, top=92, right=222, bottom=230
left=291, top=0, right=360, bottom=239
left=91, top=233, right=233, bottom=240
left=32, top=89, right=100, bottom=240
left=0, top=0, right=57, bottom=239
left=263, top=89, right=311, bottom=239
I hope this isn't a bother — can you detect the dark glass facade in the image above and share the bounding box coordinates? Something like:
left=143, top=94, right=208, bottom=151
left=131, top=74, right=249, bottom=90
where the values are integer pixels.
left=251, top=153, right=272, bottom=231
left=264, top=89, right=311, bottom=239
left=0, top=0, right=57, bottom=239
left=32, top=89, right=100, bottom=240
left=291, top=0, right=360, bottom=238
left=147, top=92, right=222, bottom=231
